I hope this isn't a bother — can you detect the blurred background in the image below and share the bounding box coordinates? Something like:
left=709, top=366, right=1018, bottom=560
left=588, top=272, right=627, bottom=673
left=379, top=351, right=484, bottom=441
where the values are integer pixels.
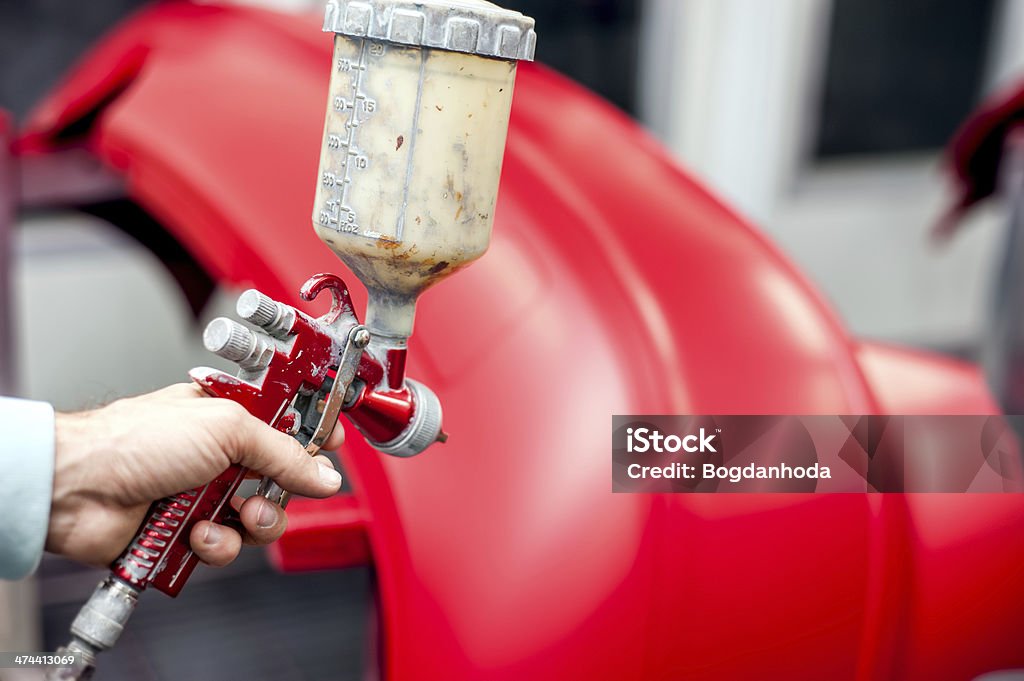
left=2, top=0, right=1023, bottom=679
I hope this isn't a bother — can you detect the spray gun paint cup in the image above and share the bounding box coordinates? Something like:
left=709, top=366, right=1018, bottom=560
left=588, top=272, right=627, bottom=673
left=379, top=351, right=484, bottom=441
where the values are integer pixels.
left=314, top=0, right=537, bottom=341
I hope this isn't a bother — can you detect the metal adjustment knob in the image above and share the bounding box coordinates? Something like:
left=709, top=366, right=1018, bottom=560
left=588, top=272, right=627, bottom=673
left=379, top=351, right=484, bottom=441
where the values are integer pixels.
left=236, top=290, right=296, bottom=338
left=373, top=379, right=444, bottom=458
left=204, top=319, right=254, bottom=361
left=237, top=290, right=279, bottom=327
left=203, top=319, right=273, bottom=370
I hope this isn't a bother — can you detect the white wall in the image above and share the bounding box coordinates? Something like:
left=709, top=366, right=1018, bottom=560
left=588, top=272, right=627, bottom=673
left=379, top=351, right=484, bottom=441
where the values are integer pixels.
left=13, top=214, right=234, bottom=409
left=641, top=0, right=830, bottom=225
left=640, top=0, right=1024, bottom=350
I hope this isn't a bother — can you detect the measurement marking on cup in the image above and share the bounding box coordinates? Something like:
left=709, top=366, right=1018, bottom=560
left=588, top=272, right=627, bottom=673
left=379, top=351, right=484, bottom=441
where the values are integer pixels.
left=338, top=39, right=369, bottom=232
left=320, top=39, right=378, bottom=235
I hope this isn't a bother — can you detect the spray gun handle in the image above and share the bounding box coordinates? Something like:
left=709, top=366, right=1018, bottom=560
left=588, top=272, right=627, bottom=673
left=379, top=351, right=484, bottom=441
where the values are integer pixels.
left=112, top=365, right=302, bottom=597
left=114, top=465, right=248, bottom=597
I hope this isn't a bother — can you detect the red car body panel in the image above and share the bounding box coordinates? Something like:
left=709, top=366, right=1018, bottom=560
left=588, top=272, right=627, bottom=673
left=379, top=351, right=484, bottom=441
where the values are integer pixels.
left=18, top=4, right=1024, bottom=679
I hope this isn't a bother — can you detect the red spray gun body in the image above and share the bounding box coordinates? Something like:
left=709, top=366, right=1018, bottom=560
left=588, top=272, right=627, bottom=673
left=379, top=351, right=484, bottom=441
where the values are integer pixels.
left=50, top=274, right=442, bottom=679
left=119, top=272, right=440, bottom=596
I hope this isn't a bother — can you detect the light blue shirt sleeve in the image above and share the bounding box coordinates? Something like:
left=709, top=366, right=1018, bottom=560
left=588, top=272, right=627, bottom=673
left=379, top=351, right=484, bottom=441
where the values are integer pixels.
left=0, top=397, right=55, bottom=579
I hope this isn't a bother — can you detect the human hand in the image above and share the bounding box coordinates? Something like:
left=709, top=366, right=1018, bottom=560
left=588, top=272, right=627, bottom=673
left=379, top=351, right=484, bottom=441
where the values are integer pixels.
left=46, top=383, right=344, bottom=568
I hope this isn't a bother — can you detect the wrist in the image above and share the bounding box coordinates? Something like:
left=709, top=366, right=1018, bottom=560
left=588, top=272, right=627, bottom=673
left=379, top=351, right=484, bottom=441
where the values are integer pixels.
left=47, top=411, right=105, bottom=556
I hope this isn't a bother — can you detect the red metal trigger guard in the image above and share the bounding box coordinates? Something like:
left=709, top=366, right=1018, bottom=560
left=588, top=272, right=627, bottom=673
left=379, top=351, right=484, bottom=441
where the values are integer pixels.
left=301, top=273, right=355, bottom=325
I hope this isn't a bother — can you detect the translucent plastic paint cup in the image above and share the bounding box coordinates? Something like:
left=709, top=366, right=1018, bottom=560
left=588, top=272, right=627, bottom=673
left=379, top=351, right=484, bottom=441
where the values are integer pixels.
left=314, top=0, right=536, bottom=339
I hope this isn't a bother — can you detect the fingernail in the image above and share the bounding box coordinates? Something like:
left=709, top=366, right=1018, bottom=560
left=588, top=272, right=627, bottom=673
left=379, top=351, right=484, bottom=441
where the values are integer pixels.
left=256, top=501, right=277, bottom=529
left=318, top=461, right=343, bottom=488
left=203, top=524, right=223, bottom=545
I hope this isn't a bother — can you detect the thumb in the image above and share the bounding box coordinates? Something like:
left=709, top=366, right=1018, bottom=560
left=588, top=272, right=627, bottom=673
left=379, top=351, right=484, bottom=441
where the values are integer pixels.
left=229, top=418, right=342, bottom=498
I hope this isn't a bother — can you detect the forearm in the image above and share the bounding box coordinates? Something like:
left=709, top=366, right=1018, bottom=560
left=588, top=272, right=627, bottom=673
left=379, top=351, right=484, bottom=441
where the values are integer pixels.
left=0, top=397, right=55, bottom=579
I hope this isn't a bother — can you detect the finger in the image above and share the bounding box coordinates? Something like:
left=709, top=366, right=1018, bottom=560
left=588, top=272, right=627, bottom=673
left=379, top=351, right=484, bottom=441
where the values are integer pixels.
left=190, top=521, right=243, bottom=567
left=324, top=422, right=346, bottom=452
left=313, top=454, right=335, bottom=471
left=163, top=382, right=207, bottom=400
left=232, top=419, right=342, bottom=498
left=237, top=495, right=287, bottom=546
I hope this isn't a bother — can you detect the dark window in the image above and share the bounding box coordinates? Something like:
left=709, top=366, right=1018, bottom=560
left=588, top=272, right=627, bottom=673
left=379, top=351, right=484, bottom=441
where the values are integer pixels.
left=0, top=0, right=151, bottom=118
left=501, top=0, right=643, bottom=116
left=816, top=0, right=996, bottom=158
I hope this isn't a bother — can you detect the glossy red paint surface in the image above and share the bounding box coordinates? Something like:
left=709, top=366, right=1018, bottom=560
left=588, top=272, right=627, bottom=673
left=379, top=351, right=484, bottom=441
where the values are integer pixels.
left=268, top=494, right=371, bottom=572
left=854, top=341, right=1003, bottom=416
left=19, top=3, right=1024, bottom=679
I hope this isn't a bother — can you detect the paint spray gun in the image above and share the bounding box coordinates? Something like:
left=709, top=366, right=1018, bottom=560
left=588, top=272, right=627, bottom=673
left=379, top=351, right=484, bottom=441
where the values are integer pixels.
left=48, top=2, right=535, bottom=678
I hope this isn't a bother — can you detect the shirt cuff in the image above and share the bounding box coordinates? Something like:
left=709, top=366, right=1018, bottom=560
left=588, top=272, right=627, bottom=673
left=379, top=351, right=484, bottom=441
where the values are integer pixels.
left=0, top=397, right=56, bottom=580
